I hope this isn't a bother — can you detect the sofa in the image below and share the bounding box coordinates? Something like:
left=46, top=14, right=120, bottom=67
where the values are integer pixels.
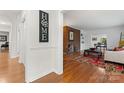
left=104, top=50, right=124, bottom=64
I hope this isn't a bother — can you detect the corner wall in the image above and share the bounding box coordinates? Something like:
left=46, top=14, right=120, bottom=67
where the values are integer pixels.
left=9, top=22, right=18, bottom=58
left=24, top=10, right=63, bottom=82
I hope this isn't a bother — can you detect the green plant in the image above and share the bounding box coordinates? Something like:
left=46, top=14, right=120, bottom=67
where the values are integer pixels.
left=100, top=38, right=107, bottom=44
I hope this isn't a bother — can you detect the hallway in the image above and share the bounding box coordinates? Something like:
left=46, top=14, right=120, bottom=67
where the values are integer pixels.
left=0, top=10, right=63, bottom=83
left=0, top=50, right=25, bottom=83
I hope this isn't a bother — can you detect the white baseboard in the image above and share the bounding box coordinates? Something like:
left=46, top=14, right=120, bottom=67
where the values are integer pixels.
left=53, top=68, right=63, bottom=75
left=25, top=68, right=63, bottom=83
left=25, top=70, right=53, bottom=83
left=9, top=52, right=19, bottom=59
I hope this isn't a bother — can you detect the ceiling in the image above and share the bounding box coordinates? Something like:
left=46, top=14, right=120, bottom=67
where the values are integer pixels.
left=64, top=10, right=124, bottom=30
left=0, top=10, right=21, bottom=26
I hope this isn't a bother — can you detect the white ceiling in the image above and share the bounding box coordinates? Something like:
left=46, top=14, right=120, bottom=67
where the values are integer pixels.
left=0, top=10, right=21, bottom=19
left=0, top=10, right=21, bottom=26
left=64, top=10, right=124, bottom=30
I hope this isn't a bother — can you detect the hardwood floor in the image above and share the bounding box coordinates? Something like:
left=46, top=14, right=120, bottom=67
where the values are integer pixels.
left=1, top=49, right=124, bottom=83
left=33, top=52, right=124, bottom=83
left=33, top=53, right=105, bottom=83
left=0, top=49, right=25, bottom=83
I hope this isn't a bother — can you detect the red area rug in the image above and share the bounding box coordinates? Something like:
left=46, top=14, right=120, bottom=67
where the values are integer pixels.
left=73, top=55, right=124, bottom=73
left=73, top=55, right=124, bottom=82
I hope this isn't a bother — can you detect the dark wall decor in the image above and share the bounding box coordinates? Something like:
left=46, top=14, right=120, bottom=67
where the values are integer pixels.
left=92, top=37, right=97, bottom=41
left=0, top=35, right=7, bottom=42
left=81, top=33, right=85, bottom=43
left=39, top=10, right=49, bottom=42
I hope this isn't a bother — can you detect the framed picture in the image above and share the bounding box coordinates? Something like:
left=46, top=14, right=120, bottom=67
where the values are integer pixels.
left=39, top=10, right=49, bottom=42
left=0, top=35, right=7, bottom=42
left=92, top=37, right=97, bottom=41
left=82, top=41, right=84, bottom=43
left=69, top=31, right=74, bottom=40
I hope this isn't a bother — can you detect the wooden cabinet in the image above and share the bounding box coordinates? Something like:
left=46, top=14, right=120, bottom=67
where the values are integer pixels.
left=63, top=26, right=80, bottom=54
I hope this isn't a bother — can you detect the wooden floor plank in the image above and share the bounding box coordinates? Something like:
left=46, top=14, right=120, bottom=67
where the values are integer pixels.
left=0, top=49, right=124, bottom=83
left=0, top=49, right=25, bottom=83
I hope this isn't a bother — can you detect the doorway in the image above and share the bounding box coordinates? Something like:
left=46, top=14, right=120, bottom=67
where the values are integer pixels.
left=0, top=31, right=9, bottom=53
left=0, top=10, right=25, bottom=83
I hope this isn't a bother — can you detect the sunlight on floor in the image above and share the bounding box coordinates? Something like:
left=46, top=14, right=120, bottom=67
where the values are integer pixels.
left=98, top=67, right=105, bottom=73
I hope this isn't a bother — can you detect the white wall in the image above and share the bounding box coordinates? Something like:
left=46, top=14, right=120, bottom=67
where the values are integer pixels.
left=9, top=20, right=18, bottom=58
left=55, top=11, right=63, bottom=74
left=16, top=11, right=26, bottom=65
left=84, top=26, right=124, bottom=49
left=9, top=12, right=23, bottom=59
left=91, top=34, right=107, bottom=47
left=24, top=10, right=63, bottom=82
left=0, top=25, right=10, bottom=32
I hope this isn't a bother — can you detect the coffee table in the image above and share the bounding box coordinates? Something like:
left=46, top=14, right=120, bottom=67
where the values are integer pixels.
left=84, top=49, right=102, bottom=59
